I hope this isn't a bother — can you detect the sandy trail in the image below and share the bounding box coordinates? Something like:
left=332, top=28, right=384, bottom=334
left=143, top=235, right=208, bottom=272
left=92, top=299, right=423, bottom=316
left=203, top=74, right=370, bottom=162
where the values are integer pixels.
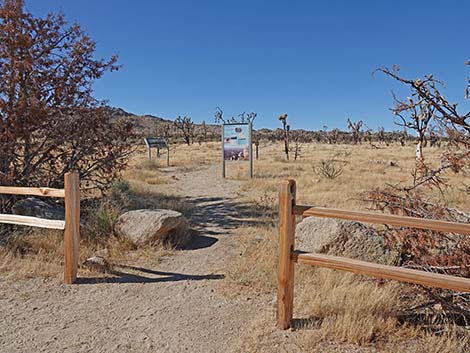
left=0, top=164, right=266, bottom=353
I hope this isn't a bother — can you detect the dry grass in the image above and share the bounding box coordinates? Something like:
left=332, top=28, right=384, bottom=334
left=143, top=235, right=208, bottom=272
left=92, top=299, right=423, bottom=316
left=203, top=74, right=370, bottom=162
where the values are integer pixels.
left=240, top=142, right=469, bottom=211
left=224, top=141, right=470, bottom=352
left=0, top=148, right=195, bottom=282
left=1, top=140, right=469, bottom=351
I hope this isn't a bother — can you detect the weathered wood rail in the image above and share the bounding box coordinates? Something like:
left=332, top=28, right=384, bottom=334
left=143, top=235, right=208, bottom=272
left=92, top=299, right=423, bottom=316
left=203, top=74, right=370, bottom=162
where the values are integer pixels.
left=0, top=173, right=80, bottom=284
left=277, top=179, right=470, bottom=329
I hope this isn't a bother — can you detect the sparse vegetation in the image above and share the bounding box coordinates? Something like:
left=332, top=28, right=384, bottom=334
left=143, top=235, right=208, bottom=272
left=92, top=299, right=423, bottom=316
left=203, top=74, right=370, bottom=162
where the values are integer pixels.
left=1, top=3, right=469, bottom=351
left=312, top=152, right=348, bottom=179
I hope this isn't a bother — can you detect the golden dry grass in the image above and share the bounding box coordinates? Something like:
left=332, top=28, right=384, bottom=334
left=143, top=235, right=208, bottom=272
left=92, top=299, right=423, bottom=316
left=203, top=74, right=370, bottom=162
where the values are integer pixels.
left=241, top=142, right=468, bottom=211
left=1, top=140, right=469, bottom=352
left=222, top=141, right=470, bottom=352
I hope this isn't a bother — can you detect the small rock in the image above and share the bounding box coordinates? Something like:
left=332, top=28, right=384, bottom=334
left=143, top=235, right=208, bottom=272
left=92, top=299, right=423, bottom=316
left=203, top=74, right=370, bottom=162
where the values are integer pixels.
left=12, top=197, right=64, bottom=220
left=83, top=256, right=111, bottom=273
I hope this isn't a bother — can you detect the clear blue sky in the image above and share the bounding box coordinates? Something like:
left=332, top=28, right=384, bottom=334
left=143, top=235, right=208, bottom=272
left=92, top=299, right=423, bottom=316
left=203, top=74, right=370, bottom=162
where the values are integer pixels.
left=27, top=1, right=470, bottom=131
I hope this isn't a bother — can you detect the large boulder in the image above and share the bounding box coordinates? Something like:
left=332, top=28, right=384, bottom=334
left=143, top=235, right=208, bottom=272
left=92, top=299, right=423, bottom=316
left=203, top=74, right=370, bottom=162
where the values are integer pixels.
left=115, top=209, right=190, bottom=247
left=12, top=197, right=65, bottom=220
left=295, top=217, right=392, bottom=264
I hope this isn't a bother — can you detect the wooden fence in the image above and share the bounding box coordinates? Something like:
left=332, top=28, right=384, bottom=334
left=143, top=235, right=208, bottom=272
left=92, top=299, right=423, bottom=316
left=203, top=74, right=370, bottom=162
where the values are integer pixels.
left=277, top=179, right=470, bottom=329
left=0, top=173, right=80, bottom=284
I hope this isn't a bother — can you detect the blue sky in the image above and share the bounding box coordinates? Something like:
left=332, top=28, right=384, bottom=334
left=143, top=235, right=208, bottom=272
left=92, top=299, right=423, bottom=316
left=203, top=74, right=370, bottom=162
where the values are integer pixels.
left=27, top=1, right=470, bottom=131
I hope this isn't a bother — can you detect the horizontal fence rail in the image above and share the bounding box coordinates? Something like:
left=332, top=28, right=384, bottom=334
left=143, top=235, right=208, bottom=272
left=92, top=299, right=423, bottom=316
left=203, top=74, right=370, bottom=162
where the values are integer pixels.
left=293, top=205, right=470, bottom=235
left=293, top=252, right=470, bottom=292
left=277, top=179, right=470, bottom=330
left=0, top=173, right=80, bottom=284
left=0, top=214, right=65, bottom=230
left=0, top=186, right=65, bottom=198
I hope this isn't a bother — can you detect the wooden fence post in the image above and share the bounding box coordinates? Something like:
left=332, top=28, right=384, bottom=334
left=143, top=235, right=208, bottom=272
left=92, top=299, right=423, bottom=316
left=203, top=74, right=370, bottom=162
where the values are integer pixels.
left=277, top=179, right=296, bottom=329
left=64, top=172, right=80, bottom=284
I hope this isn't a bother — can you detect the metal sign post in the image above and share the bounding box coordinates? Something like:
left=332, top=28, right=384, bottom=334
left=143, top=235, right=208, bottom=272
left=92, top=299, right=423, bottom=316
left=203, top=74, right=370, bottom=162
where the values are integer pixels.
left=249, top=122, right=253, bottom=179
left=221, top=126, right=226, bottom=178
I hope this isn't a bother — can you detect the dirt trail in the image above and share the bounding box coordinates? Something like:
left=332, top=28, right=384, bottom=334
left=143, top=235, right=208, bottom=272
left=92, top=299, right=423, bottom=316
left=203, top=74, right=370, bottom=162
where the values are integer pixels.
left=0, top=164, right=267, bottom=353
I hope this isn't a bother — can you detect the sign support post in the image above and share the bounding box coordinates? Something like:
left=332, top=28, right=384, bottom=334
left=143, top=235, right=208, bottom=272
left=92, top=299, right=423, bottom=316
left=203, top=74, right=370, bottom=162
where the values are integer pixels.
left=167, top=144, right=170, bottom=167
left=249, top=122, right=253, bottom=179
left=221, top=125, right=226, bottom=178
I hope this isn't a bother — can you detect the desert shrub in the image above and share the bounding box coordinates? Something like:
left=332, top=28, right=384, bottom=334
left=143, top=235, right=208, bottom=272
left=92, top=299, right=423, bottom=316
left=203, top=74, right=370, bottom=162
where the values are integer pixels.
left=313, top=153, right=348, bottom=179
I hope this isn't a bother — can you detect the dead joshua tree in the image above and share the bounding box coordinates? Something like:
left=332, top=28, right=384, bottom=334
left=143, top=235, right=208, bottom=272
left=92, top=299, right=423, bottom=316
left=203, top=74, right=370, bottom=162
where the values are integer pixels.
left=252, top=134, right=260, bottom=160
left=367, top=64, right=470, bottom=326
left=328, top=128, right=340, bottom=144
left=278, top=113, right=290, bottom=160
left=201, top=120, right=208, bottom=142
left=173, top=116, right=195, bottom=146
left=375, top=67, right=440, bottom=163
left=291, top=139, right=302, bottom=160
left=156, top=123, right=172, bottom=141
left=377, top=127, right=386, bottom=144
left=347, top=118, right=363, bottom=144
left=214, top=107, right=257, bottom=124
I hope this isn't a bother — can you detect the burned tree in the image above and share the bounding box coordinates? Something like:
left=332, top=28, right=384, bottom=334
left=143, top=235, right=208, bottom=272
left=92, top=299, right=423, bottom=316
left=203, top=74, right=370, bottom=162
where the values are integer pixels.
left=173, top=116, right=194, bottom=146
left=0, top=0, right=134, bottom=193
left=155, top=122, right=173, bottom=141
left=291, top=138, right=302, bottom=160
left=201, top=120, right=208, bottom=142
left=278, top=113, right=290, bottom=160
left=347, top=118, right=363, bottom=144
left=214, top=107, right=257, bottom=124
left=252, top=133, right=260, bottom=160
left=367, top=64, right=470, bottom=326
left=327, top=128, right=340, bottom=144
left=376, top=67, right=440, bottom=162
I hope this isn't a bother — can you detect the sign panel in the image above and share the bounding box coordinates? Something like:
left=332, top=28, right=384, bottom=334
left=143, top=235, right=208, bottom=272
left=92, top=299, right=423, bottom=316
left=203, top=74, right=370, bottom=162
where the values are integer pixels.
left=223, top=124, right=250, bottom=161
left=144, top=137, right=168, bottom=149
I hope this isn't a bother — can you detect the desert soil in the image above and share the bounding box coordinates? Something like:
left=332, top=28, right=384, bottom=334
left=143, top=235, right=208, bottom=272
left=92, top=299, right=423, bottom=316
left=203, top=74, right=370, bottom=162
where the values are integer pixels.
left=0, top=164, right=383, bottom=353
left=0, top=165, right=270, bottom=353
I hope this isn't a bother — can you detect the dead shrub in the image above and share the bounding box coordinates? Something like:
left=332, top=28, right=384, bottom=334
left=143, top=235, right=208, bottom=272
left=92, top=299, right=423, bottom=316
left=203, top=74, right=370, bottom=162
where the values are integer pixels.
left=313, top=153, right=348, bottom=179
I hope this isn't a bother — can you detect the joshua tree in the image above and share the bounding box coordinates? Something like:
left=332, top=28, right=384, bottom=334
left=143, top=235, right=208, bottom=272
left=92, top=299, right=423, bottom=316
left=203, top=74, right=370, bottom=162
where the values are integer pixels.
left=201, top=120, right=208, bottom=142
left=156, top=123, right=172, bottom=141
left=173, top=116, right=195, bottom=146
left=347, top=118, right=363, bottom=144
left=214, top=107, right=257, bottom=124
left=252, top=134, right=260, bottom=160
left=278, top=113, right=290, bottom=160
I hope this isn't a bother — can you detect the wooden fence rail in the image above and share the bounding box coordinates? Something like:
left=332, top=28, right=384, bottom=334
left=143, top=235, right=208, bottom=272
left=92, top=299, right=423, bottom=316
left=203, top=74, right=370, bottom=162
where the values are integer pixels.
left=0, top=173, right=80, bottom=284
left=277, top=179, right=470, bottom=329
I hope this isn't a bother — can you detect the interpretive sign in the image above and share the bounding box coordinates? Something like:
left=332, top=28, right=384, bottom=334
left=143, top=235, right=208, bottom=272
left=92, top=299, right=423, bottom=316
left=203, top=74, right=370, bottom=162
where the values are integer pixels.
left=221, top=123, right=253, bottom=178
left=144, top=137, right=170, bottom=166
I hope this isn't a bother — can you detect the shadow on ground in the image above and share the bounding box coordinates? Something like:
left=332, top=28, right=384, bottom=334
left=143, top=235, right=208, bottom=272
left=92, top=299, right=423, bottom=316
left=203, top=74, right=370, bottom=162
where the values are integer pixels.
left=125, top=187, right=276, bottom=241
left=185, top=196, right=276, bottom=236
left=77, top=264, right=225, bottom=284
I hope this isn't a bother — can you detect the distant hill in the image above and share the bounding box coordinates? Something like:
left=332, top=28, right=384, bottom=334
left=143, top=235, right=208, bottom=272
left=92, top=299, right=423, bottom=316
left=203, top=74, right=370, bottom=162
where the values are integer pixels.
left=107, top=106, right=221, bottom=142
left=107, top=106, right=414, bottom=145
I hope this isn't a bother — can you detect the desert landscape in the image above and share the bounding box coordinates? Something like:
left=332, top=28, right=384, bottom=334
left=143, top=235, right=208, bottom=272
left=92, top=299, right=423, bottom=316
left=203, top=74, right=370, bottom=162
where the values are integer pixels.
left=1, top=1, right=470, bottom=352
left=1, top=141, right=470, bottom=353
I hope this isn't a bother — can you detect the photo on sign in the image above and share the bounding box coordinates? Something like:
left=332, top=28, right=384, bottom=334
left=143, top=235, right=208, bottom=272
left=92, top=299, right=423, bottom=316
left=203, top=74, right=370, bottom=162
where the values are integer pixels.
left=223, top=124, right=250, bottom=161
